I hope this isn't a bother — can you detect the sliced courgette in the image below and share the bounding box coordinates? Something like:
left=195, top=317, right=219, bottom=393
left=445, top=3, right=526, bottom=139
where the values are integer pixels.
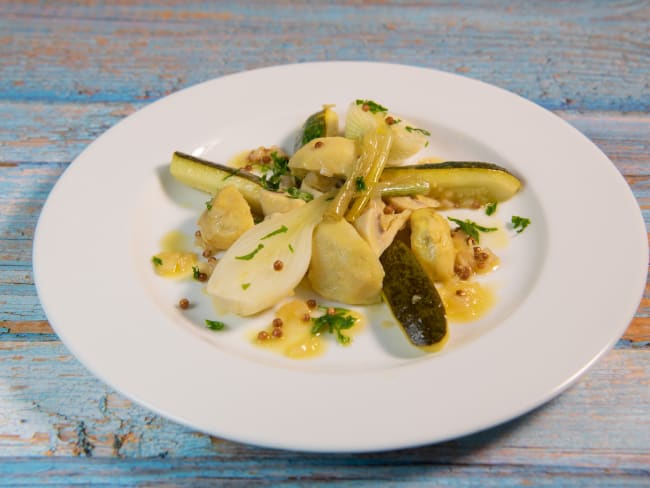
left=294, top=105, right=339, bottom=151
left=380, top=162, right=522, bottom=208
left=380, top=239, right=447, bottom=349
left=170, top=151, right=268, bottom=214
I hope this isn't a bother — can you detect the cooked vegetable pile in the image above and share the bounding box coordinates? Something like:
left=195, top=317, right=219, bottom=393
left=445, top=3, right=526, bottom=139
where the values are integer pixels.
left=160, top=100, right=526, bottom=351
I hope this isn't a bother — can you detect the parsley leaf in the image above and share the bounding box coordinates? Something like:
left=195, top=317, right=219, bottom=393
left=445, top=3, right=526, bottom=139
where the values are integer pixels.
left=511, top=215, right=531, bottom=233
left=222, top=168, right=241, bottom=181
left=192, top=266, right=200, bottom=280
left=152, top=256, right=163, bottom=266
left=405, top=126, right=431, bottom=136
left=261, top=152, right=290, bottom=191
left=311, top=307, right=357, bottom=345
left=241, top=283, right=251, bottom=290
left=261, top=225, right=288, bottom=240
left=235, top=243, right=264, bottom=260
left=205, top=319, right=226, bottom=331
left=286, top=186, right=314, bottom=202
left=355, top=99, right=388, bottom=114
left=447, top=217, right=497, bottom=243
left=205, top=199, right=213, bottom=211
left=485, top=202, right=497, bottom=216
left=288, top=243, right=294, bottom=253
left=355, top=176, right=366, bottom=191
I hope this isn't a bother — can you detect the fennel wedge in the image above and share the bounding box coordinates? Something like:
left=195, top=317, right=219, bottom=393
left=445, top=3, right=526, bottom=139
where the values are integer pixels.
left=206, top=196, right=329, bottom=316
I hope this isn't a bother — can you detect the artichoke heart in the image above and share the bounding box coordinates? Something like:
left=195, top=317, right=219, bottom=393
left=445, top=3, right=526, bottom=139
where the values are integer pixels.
left=409, top=208, right=456, bottom=282
left=308, top=218, right=384, bottom=305
left=289, top=136, right=359, bottom=178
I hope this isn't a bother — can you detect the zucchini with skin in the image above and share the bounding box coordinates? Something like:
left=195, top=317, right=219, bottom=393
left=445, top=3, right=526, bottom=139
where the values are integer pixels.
left=380, top=239, right=448, bottom=349
left=294, top=105, right=339, bottom=151
left=381, top=162, right=522, bottom=208
left=170, top=151, right=269, bottom=214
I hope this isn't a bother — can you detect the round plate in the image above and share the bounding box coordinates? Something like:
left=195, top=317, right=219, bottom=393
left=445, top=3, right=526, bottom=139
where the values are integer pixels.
left=33, top=62, right=648, bottom=452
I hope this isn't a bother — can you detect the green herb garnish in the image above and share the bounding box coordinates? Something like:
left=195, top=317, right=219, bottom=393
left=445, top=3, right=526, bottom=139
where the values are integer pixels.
left=261, top=152, right=290, bottom=191
left=241, top=283, right=251, bottom=290
left=205, top=319, right=226, bottom=331
left=192, top=266, right=201, bottom=280
left=485, top=202, right=497, bottom=216
left=286, top=186, right=314, bottom=202
left=355, top=99, right=388, bottom=114
left=311, top=307, right=357, bottom=345
left=447, top=217, right=497, bottom=243
left=288, top=244, right=294, bottom=253
left=222, top=168, right=241, bottom=181
left=355, top=176, right=366, bottom=191
left=261, top=225, right=288, bottom=240
left=405, top=126, right=431, bottom=136
left=235, top=243, right=264, bottom=260
left=511, top=215, right=531, bottom=233
left=152, top=256, right=163, bottom=266
left=205, top=199, right=213, bottom=211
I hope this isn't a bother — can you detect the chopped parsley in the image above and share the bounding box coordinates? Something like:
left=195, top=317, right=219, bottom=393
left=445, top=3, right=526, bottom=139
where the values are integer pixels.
left=288, top=243, right=294, bottom=253
left=192, top=266, right=201, bottom=280
left=355, top=99, right=388, bottom=114
left=447, top=217, right=497, bottom=243
left=241, top=283, right=251, bottom=290
left=261, top=152, right=290, bottom=191
left=485, top=202, right=497, bottom=216
left=355, top=176, right=366, bottom=191
left=311, top=306, right=358, bottom=345
left=235, top=243, right=264, bottom=260
left=511, top=215, right=531, bottom=233
left=261, top=225, right=288, bottom=240
left=152, top=256, right=163, bottom=266
left=286, top=186, right=314, bottom=202
left=205, top=199, right=213, bottom=211
left=205, top=319, right=226, bottom=331
left=405, top=126, right=431, bottom=136
left=222, top=168, right=241, bottom=181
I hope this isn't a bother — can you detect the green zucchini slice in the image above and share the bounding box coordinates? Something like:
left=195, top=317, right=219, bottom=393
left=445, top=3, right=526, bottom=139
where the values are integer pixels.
left=380, top=161, right=522, bottom=208
left=380, top=239, right=447, bottom=348
left=170, top=151, right=268, bottom=214
left=294, top=105, right=339, bottom=151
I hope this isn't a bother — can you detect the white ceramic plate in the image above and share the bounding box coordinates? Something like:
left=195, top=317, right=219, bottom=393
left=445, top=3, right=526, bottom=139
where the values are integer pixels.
left=33, top=62, right=647, bottom=452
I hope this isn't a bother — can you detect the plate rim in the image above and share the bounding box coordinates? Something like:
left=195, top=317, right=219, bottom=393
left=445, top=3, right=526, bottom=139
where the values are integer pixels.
left=33, top=61, right=648, bottom=452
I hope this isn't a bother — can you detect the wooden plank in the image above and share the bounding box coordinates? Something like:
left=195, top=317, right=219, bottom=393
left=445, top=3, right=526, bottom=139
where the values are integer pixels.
left=0, top=2, right=648, bottom=111
left=1, top=102, right=649, bottom=174
left=0, top=341, right=648, bottom=466
left=0, top=457, right=647, bottom=487
left=0, top=103, right=139, bottom=165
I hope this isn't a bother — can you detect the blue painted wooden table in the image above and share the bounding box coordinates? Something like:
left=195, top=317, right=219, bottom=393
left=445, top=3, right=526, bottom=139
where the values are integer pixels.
left=1, top=1, right=648, bottom=485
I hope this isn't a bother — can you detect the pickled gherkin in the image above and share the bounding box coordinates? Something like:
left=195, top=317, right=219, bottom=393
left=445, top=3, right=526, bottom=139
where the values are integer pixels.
left=380, top=239, right=448, bottom=348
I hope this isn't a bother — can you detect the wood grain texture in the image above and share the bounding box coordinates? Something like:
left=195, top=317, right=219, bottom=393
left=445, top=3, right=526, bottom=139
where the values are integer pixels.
left=1, top=1, right=649, bottom=111
left=1, top=0, right=649, bottom=485
left=0, top=341, right=648, bottom=465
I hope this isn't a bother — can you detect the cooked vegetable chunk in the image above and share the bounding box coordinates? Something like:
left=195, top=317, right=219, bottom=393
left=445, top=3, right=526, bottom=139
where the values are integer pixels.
left=207, top=196, right=329, bottom=316
left=170, top=151, right=268, bottom=214
left=380, top=239, right=447, bottom=348
left=289, top=136, right=359, bottom=178
left=294, top=105, right=339, bottom=151
left=344, top=100, right=429, bottom=163
left=410, top=208, right=456, bottom=282
left=308, top=218, right=384, bottom=305
left=381, top=162, right=522, bottom=208
left=353, top=198, right=411, bottom=256
left=198, top=186, right=254, bottom=251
